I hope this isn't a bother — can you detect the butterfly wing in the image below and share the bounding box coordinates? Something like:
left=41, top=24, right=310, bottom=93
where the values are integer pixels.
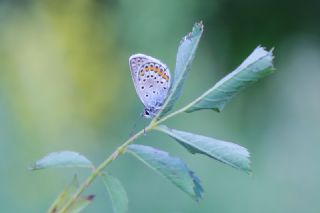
left=129, top=54, right=171, bottom=111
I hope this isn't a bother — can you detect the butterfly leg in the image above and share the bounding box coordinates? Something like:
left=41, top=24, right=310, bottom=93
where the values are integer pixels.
left=143, top=127, right=147, bottom=136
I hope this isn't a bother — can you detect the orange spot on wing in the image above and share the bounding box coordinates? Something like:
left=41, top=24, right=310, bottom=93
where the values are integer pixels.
left=161, top=73, right=169, bottom=81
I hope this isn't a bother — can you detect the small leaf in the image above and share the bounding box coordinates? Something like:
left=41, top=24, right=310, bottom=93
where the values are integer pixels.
left=31, top=151, right=93, bottom=170
left=47, top=175, right=94, bottom=213
left=155, top=22, right=204, bottom=119
left=101, top=173, right=128, bottom=213
left=127, top=144, right=203, bottom=201
left=156, top=125, right=251, bottom=173
left=186, top=46, right=274, bottom=113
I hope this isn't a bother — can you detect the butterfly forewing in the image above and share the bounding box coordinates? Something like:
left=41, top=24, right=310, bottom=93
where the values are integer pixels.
left=129, top=54, right=171, bottom=114
left=129, top=54, right=150, bottom=84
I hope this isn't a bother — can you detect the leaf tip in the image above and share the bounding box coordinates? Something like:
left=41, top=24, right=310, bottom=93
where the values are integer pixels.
left=191, top=21, right=204, bottom=37
left=214, top=106, right=223, bottom=113
left=269, top=47, right=276, bottom=70
left=240, top=148, right=252, bottom=174
left=194, top=21, right=204, bottom=31
left=28, top=164, right=36, bottom=171
left=189, top=171, right=204, bottom=202
left=256, top=45, right=275, bottom=71
left=28, top=162, right=44, bottom=171
left=180, top=21, right=204, bottom=44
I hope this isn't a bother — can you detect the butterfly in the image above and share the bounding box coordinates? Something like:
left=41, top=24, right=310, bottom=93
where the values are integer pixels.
left=129, top=54, right=171, bottom=118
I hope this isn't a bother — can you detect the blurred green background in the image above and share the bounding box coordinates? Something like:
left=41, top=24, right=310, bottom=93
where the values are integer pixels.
left=1, top=0, right=319, bottom=212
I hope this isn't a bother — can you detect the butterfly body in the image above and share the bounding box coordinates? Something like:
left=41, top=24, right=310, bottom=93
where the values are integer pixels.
left=129, top=54, right=171, bottom=118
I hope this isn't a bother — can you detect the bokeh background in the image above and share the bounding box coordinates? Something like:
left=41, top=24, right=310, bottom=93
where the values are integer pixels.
left=0, top=0, right=319, bottom=212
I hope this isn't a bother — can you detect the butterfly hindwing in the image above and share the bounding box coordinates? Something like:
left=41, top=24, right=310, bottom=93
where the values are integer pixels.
left=129, top=54, right=171, bottom=117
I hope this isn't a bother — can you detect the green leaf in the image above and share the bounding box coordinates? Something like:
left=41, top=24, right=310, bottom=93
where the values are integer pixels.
left=155, top=22, right=204, bottom=119
left=31, top=151, right=93, bottom=170
left=156, top=125, right=251, bottom=173
left=127, top=144, right=203, bottom=201
left=47, top=175, right=94, bottom=213
left=185, top=46, right=274, bottom=113
left=101, top=173, right=128, bottom=213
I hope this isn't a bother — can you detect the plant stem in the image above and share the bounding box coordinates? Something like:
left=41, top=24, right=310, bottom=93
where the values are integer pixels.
left=58, top=127, right=147, bottom=213
left=57, top=93, right=202, bottom=213
left=152, top=92, right=205, bottom=125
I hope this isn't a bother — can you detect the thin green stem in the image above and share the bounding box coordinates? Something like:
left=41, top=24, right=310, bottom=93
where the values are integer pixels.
left=152, top=91, right=205, bottom=125
left=57, top=127, right=147, bottom=213
left=56, top=91, right=203, bottom=213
